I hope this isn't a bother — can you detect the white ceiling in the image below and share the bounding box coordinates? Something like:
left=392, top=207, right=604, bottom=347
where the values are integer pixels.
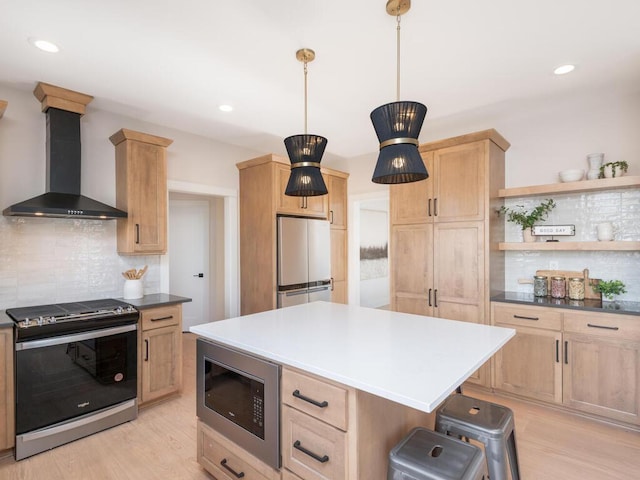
left=2, top=0, right=639, bottom=163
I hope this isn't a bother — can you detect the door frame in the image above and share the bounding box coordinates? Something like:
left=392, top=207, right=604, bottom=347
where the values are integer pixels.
left=163, top=180, right=239, bottom=319
left=347, top=191, right=389, bottom=306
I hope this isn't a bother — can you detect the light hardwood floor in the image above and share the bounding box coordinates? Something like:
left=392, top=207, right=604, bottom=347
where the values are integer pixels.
left=1, top=333, right=639, bottom=479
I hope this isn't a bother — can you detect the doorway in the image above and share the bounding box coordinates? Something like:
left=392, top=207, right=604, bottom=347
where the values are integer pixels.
left=163, top=181, right=239, bottom=328
left=348, top=192, right=390, bottom=308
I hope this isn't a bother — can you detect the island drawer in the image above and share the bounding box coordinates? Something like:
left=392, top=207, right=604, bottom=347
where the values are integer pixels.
left=492, top=302, right=562, bottom=330
left=564, top=311, right=640, bottom=340
left=197, top=421, right=279, bottom=480
left=140, top=305, right=181, bottom=330
left=282, top=368, right=348, bottom=430
left=282, top=405, right=347, bottom=480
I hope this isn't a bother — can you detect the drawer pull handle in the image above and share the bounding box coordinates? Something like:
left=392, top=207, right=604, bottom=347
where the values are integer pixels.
left=292, top=389, right=328, bottom=408
left=293, top=440, right=329, bottom=463
left=513, top=314, right=539, bottom=321
left=151, top=315, right=174, bottom=322
left=587, top=323, right=619, bottom=331
left=220, top=458, right=245, bottom=478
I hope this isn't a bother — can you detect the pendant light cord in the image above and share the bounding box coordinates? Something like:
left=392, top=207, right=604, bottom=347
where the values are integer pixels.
left=396, top=12, right=401, bottom=101
left=303, top=59, right=308, bottom=134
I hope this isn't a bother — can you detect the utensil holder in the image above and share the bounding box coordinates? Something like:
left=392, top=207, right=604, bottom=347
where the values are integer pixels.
left=123, top=279, right=143, bottom=299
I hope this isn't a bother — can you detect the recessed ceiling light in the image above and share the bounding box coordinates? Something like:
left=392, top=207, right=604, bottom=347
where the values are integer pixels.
left=553, top=64, right=575, bottom=75
left=28, top=37, right=60, bottom=53
left=219, top=104, right=233, bottom=112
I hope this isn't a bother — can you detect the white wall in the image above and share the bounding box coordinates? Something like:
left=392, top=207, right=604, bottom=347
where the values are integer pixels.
left=0, top=84, right=261, bottom=310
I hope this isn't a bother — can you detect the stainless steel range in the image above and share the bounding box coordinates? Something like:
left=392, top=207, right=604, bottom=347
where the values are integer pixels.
left=6, top=299, right=139, bottom=460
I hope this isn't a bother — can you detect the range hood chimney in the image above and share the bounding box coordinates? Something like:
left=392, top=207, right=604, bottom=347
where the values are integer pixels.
left=3, top=82, right=127, bottom=219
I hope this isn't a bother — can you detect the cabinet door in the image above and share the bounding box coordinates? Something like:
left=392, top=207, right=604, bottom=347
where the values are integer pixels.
left=390, top=152, right=433, bottom=225
left=140, top=324, right=182, bottom=404
left=433, top=142, right=485, bottom=222
left=125, top=141, right=167, bottom=253
left=0, top=327, right=14, bottom=450
left=330, top=229, right=347, bottom=304
left=433, top=222, right=484, bottom=322
left=327, top=174, right=348, bottom=229
left=563, top=332, right=640, bottom=425
left=391, top=223, right=433, bottom=315
left=276, top=164, right=328, bottom=218
left=494, top=324, right=562, bottom=404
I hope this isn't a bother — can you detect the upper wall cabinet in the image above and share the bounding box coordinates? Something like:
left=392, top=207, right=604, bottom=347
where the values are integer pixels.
left=275, top=163, right=328, bottom=217
left=110, top=129, right=173, bottom=255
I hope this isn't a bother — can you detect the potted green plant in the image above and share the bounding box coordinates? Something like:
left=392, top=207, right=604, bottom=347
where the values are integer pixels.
left=593, top=279, right=627, bottom=301
left=599, top=160, right=628, bottom=178
left=498, top=199, right=556, bottom=242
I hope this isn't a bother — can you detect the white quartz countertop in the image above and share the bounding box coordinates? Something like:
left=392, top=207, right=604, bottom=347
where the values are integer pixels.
left=190, top=302, right=515, bottom=413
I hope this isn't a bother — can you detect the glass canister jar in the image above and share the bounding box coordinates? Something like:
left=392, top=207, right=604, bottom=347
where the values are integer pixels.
left=533, top=275, right=548, bottom=297
left=568, top=277, right=585, bottom=300
left=551, top=276, right=566, bottom=299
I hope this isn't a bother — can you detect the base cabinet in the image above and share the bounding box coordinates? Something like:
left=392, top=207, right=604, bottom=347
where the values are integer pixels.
left=139, top=305, right=182, bottom=405
left=492, top=302, right=640, bottom=426
left=0, top=327, right=14, bottom=451
left=198, top=420, right=280, bottom=480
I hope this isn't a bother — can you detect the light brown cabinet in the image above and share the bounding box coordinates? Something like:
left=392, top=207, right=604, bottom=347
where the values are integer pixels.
left=139, top=305, right=182, bottom=405
left=110, top=128, right=173, bottom=255
left=198, top=420, right=280, bottom=480
left=390, top=130, right=509, bottom=386
left=328, top=172, right=348, bottom=304
left=492, top=302, right=640, bottom=426
left=492, top=303, right=563, bottom=404
left=0, top=326, right=14, bottom=451
left=236, top=155, right=349, bottom=315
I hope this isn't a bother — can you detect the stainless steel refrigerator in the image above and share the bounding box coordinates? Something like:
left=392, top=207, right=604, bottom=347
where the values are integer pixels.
left=277, top=216, right=331, bottom=308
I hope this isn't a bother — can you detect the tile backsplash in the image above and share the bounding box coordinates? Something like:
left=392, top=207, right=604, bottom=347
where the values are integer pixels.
left=503, top=188, right=640, bottom=301
left=0, top=217, right=160, bottom=310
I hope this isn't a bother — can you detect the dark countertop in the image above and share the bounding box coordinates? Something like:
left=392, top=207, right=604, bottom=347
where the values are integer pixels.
left=0, top=311, right=12, bottom=328
left=492, top=292, right=640, bottom=316
left=119, top=293, right=192, bottom=310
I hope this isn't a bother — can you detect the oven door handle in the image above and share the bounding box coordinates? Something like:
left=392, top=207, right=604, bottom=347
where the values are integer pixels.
left=15, top=324, right=137, bottom=351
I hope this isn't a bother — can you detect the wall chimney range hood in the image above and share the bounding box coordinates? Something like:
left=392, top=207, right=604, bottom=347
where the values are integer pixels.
left=3, top=82, right=127, bottom=219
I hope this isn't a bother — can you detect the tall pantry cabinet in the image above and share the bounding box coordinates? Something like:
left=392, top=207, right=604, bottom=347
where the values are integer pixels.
left=390, top=129, right=509, bottom=386
left=237, top=154, right=349, bottom=315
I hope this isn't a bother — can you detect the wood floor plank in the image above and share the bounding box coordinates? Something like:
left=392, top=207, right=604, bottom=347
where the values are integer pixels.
left=1, top=333, right=639, bottom=479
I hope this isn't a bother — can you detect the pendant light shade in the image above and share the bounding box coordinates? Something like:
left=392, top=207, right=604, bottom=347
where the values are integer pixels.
left=284, top=134, right=328, bottom=196
left=370, top=100, right=428, bottom=184
left=370, top=0, right=429, bottom=185
left=284, top=48, right=328, bottom=197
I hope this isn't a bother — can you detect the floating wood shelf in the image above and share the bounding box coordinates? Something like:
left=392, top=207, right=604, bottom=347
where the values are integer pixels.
left=499, top=176, right=640, bottom=198
left=499, top=241, right=640, bottom=251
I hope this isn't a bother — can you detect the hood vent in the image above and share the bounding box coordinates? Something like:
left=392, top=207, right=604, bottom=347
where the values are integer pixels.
left=3, top=82, right=127, bottom=220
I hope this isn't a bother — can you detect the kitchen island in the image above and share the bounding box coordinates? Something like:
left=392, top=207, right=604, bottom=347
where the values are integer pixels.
left=191, top=302, right=514, bottom=479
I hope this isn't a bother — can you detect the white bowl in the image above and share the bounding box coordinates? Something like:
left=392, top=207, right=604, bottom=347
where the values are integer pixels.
left=559, top=169, right=584, bottom=182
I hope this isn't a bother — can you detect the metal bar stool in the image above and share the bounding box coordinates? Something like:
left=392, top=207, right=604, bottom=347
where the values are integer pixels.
left=388, top=427, right=487, bottom=480
left=435, top=395, right=521, bottom=480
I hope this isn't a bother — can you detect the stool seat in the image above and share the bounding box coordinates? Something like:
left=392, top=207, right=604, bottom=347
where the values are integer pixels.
left=388, top=427, right=486, bottom=480
left=435, top=395, right=520, bottom=480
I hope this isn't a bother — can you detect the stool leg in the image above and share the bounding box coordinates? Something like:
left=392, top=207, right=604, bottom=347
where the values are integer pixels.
left=484, top=438, right=509, bottom=480
left=507, top=430, right=521, bottom=480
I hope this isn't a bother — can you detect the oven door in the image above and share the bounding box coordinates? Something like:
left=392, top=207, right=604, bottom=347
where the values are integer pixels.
left=15, top=324, right=137, bottom=435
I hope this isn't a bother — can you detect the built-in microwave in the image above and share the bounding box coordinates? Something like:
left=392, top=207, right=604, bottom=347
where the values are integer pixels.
left=196, top=338, right=281, bottom=469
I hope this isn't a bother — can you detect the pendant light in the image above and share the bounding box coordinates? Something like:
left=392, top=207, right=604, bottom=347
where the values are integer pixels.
left=284, top=48, right=328, bottom=197
left=370, top=0, right=428, bottom=184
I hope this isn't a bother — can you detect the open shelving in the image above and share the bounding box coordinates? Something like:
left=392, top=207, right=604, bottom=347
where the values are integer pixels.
left=499, top=176, right=640, bottom=198
left=499, top=241, right=640, bottom=251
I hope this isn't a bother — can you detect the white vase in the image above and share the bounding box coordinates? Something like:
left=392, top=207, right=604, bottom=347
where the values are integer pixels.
left=123, top=279, right=143, bottom=299
left=586, top=153, right=603, bottom=180
left=522, top=227, right=536, bottom=243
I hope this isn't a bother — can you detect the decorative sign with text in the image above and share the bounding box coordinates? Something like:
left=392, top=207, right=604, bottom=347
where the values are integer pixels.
left=532, top=225, right=575, bottom=236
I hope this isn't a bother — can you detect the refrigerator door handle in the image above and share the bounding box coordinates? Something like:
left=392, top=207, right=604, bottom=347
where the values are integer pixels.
left=308, top=286, right=330, bottom=294
left=281, top=289, right=309, bottom=296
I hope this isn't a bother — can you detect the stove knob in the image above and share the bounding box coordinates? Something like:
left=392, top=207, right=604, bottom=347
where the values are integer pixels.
left=127, top=305, right=135, bottom=312
left=49, top=317, right=56, bottom=324
left=24, top=318, right=31, bottom=326
left=116, top=306, right=124, bottom=314
left=37, top=316, right=44, bottom=326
